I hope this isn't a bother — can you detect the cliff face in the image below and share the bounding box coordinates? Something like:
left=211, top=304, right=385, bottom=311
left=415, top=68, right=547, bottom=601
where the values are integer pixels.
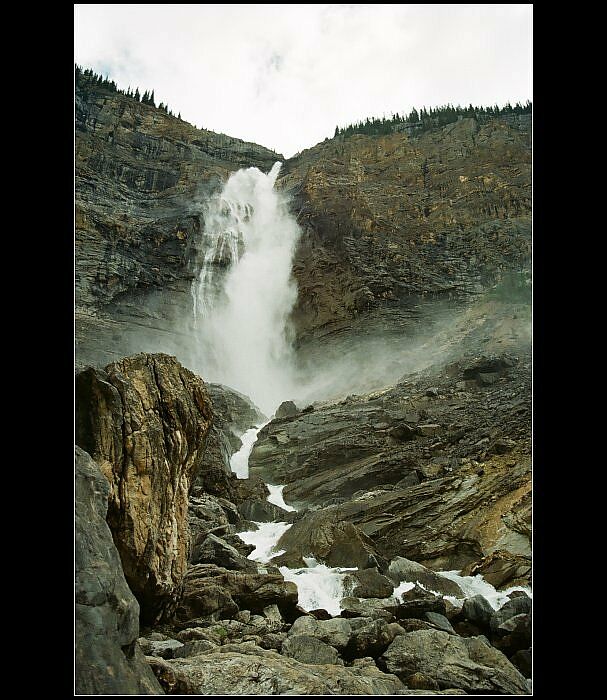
left=75, top=85, right=530, bottom=368
left=280, top=115, right=531, bottom=344
left=75, top=82, right=281, bottom=367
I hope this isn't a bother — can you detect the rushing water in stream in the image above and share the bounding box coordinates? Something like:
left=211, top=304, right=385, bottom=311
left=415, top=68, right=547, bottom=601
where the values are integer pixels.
left=191, top=162, right=532, bottom=617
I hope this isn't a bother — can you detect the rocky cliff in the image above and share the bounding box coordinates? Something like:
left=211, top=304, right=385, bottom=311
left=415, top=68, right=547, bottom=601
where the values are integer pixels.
left=282, top=114, right=530, bottom=346
left=75, top=81, right=530, bottom=369
left=76, top=80, right=281, bottom=368
left=75, top=446, right=164, bottom=694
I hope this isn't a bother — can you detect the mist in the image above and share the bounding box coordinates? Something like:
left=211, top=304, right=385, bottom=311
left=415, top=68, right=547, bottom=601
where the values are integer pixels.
left=167, top=163, right=532, bottom=418
left=187, top=162, right=301, bottom=415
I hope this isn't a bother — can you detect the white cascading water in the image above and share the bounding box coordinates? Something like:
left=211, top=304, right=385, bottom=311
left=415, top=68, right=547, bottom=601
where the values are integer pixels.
left=229, top=423, right=269, bottom=479
left=191, top=162, right=533, bottom=619
left=230, top=426, right=532, bottom=616
left=191, top=161, right=300, bottom=416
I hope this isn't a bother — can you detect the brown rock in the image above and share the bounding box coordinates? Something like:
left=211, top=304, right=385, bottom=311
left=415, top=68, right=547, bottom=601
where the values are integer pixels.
left=75, top=353, right=213, bottom=624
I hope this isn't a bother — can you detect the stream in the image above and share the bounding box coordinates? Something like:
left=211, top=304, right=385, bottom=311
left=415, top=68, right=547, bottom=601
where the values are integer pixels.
left=229, top=425, right=532, bottom=617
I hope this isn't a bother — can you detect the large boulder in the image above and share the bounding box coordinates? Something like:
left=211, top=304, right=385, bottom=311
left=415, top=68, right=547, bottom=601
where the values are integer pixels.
left=380, top=629, right=528, bottom=694
left=345, top=567, right=395, bottom=598
left=190, top=533, right=258, bottom=572
left=345, top=619, right=406, bottom=659
left=397, top=585, right=447, bottom=619
left=148, top=648, right=404, bottom=694
left=387, top=557, right=465, bottom=597
left=492, top=614, right=531, bottom=656
left=175, top=564, right=299, bottom=622
left=75, top=354, right=213, bottom=625
left=460, top=594, right=494, bottom=631
left=275, top=400, right=299, bottom=419
left=281, top=635, right=341, bottom=665
left=288, top=616, right=353, bottom=651
left=75, top=447, right=163, bottom=694
left=489, top=594, right=532, bottom=634
left=276, top=508, right=386, bottom=570
left=237, top=498, right=296, bottom=523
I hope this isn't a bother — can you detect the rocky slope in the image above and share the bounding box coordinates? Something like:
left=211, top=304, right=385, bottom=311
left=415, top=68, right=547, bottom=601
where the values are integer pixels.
left=74, top=350, right=532, bottom=694
left=254, top=348, right=531, bottom=586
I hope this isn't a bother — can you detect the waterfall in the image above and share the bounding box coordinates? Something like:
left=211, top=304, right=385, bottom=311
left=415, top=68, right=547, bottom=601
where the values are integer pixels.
left=191, top=161, right=300, bottom=415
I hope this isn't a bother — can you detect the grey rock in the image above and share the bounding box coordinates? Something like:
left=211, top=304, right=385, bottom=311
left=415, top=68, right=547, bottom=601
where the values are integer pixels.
left=237, top=498, right=296, bottom=523
left=387, top=557, right=465, bottom=597
left=380, top=629, right=528, bottom=694
left=259, top=632, right=288, bottom=651
left=281, top=635, right=341, bottom=665
left=75, top=447, right=163, bottom=694
left=191, top=533, right=258, bottom=572
left=461, top=594, right=494, bottom=631
left=510, top=648, right=532, bottom=678
left=175, top=564, right=299, bottom=623
left=346, top=567, right=395, bottom=598
left=172, top=639, right=218, bottom=658
left=138, top=638, right=184, bottom=659
left=397, top=585, right=447, bottom=620
left=424, top=612, right=455, bottom=634
left=288, top=616, right=353, bottom=651
left=275, top=400, right=299, bottom=418
left=389, top=423, right=418, bottom=441
left=148, top=650, right=404, bottom=694
left=478, top=372, right=499, bottom=385
left=490, top=595, right=532, bottom=634
left=493, top=614, right=531, bottom=656
left=417, top=424, right=441, bottom=437
left=340, top=597, right=399, bottom=621
left=345, top=618, right=405, bottom=659
left=276, top=508, right=386, bottom=570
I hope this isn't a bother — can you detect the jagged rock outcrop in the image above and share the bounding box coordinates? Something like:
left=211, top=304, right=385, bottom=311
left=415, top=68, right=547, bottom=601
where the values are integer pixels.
left=75, top=353, right=213, bottom=624
left=75, top=446, right=164, bottom=694
left=175, top=564, right=299, bottom=623
left=387, top=558, right=464, bottom=598
left=276, top=510, right=386, bottom=570
left=191, top=383, right=267, bottom=504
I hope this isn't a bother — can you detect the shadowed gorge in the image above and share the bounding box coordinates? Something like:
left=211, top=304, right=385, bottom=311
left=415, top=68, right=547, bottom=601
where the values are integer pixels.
left=75, top=70, right=532, bottom=695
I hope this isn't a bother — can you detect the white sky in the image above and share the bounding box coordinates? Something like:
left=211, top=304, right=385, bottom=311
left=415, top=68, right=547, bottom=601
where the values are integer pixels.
left=74, top=4, right=532, bottom=158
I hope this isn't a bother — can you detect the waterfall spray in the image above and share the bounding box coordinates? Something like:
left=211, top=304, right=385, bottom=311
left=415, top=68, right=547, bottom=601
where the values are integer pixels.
left=191, top=162, right=300, bottom=415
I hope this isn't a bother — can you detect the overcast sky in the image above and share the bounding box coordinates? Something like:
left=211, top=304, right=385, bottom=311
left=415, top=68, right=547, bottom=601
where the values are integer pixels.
left=74, top=4, right=532, bottom=158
